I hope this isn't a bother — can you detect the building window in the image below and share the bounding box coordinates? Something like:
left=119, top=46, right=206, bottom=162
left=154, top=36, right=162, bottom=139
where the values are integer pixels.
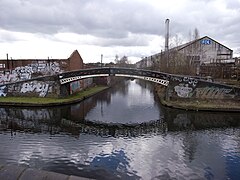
left=0, top=64, right=6, bottom=68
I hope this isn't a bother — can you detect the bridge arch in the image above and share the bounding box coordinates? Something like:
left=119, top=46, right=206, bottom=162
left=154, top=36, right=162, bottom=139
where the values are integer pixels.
left=58, top=67, right=170, bottom=86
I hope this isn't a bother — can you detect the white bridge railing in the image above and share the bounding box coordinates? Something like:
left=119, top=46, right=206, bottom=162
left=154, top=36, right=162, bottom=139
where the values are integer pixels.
left=59, top=73, right=169, bottom=86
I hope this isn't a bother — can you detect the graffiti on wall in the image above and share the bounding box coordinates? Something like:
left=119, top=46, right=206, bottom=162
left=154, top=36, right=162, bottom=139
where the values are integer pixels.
left=171, top=76, right=198, bottom=87
left=30, top=61, right=62, bottom=75
left=0, top=86, right=6, bottom=97
left=174, top=84, right=233, bottom=99
left=14, top=66, right=33, bottom=80
left=0, top=61, right=63, bottom=84
left=0, top=73, right=19, bottom=84
left=70, top=81, right=81, bottom=94
left=174, top=84, right=193, bottom=98
left=195, top=87, right=233, bottom=99
left=0, top=81, right=53, bottom=97
left=20, top=81, right=51, bottom=97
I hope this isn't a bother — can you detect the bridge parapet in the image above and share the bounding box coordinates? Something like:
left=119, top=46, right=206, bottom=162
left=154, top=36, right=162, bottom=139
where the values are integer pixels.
left=0, top=75, right=60, bottom=98
left=0, top=67, right=239, bottom=108
left=59, top=67, right=170, bottom=86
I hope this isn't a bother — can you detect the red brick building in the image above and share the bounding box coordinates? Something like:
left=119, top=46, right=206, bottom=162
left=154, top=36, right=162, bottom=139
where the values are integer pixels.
left=0, top=50, right=92, bottom=94
left=0, top=50, right=83, bottom=73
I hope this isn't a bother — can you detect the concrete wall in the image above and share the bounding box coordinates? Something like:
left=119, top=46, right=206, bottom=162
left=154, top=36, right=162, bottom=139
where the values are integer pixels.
left=167, top=75, right=240, bottom=101
left=0, top=76, right=60, bottom=98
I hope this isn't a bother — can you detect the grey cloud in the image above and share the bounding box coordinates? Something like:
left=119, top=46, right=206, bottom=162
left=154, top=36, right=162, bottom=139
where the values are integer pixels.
left=0, top=0, right=240, bottom=51
left=225, top=0, right=240, bottom=10
left=0, top=0, right=74, bottom=34
left=95, top=34, right=151, bottom=47
left=0, top=0, right=164, bottom=38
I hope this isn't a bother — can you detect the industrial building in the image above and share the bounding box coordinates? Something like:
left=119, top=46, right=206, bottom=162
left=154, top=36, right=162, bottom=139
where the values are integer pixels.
left=136, top=35, right=239, bottom=79
left=137, top=36, right=233, bottom=68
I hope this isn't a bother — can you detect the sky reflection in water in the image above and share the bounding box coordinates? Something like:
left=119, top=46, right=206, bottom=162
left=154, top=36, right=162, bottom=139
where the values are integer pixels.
left=0, top=80, right=239, bottom=179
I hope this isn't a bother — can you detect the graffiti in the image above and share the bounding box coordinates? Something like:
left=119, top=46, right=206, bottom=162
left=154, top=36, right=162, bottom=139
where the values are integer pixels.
left=7, top=84, right=21, bottom=93
left=20, top=81, right=50, bottom=97
left=183, top=77, right=198, bottom=87
left=195, top=87, right=233, bottom=99
left=33, top=62, right=62, bottom=75
left=174, top=84, right=193, bottom=98
left=70, top=81, right=81, bottom=94
left=0, top=73, right=19, bottom=84
left=0, top=86, right=6, bottom=97
left=171, top=76, right=198, bottom=87
left=0, top=61, right=63, bottom=84
left=171, top=76, right=183, bottom=82
left=14, top=66, right=33, bottom=80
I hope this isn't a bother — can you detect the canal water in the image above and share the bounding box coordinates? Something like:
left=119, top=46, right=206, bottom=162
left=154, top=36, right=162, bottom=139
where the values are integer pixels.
left=0, top=79, right=239, bottom=180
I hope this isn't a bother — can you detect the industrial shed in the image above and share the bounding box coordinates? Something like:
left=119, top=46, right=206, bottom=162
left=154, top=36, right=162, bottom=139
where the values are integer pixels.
left=136, top=36, right=233, bottom=74
left=176, top=36, right=233, bottom=64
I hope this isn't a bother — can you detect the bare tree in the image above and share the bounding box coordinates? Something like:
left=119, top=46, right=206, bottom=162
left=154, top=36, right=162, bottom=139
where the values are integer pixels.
left=193, top=28, right=200, bottom=40
left=116, top=55, right=131, bottom=67
left=114, top=54, right=119, bottom=63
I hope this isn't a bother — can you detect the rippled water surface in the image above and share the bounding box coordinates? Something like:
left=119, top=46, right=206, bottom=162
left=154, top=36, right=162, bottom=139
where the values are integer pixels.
left=0, top=80, right=239, bottom=180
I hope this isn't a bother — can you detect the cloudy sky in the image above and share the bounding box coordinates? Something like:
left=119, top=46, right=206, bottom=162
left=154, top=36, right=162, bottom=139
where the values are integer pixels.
left=0, top=0, right=240, bottom=63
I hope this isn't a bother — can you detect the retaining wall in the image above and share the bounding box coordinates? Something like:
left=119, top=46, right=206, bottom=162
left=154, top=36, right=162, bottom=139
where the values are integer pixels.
left=0, top=75, right=61, bottom=98
left=166, top=75, right=240, bottom=102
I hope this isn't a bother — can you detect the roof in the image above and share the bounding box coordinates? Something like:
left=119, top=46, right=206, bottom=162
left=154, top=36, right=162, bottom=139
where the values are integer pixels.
left=176, top=36, right=233, bottom=52
left=149, top=36, right=233, bottom=58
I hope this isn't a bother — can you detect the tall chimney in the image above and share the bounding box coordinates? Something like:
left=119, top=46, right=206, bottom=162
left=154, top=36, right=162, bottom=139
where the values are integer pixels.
left=101, top=54, right=103, bottom=67
left=165, top=19, right=170, bottom=51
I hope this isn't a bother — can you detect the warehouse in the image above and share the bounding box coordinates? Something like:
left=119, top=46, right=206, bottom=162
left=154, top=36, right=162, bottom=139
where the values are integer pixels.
left=136, top=36, right=234, bottom=77
left=175, top=36, right=233, bottom=64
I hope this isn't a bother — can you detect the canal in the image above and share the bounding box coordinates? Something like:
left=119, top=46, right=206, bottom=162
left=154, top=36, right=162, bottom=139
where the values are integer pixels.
left=0, top=79, right=239, bottom=179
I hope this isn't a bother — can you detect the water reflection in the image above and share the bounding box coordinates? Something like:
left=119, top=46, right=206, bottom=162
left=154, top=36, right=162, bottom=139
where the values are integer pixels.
left=0, top=107, right=239, bottom=137
left=0, top=80, right=239, bottom=180
left=0, top=106, right=240, bottom=137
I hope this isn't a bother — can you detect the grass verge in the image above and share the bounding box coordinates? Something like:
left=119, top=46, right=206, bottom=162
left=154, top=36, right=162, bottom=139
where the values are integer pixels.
left=160, top=98, right=240, bottom=112
left=0, top=86, right=108, bottom=106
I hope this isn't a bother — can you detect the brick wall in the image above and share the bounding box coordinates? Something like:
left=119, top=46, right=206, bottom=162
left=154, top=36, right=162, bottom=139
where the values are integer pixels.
left=0, top=50, right=84, bottom=85
left=68, top=50, right=84, bottom=71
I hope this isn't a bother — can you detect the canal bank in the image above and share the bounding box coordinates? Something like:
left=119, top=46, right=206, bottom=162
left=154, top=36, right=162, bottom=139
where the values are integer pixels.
left=0, top=86, right=109, bottom=107
left=155, top=85, right=240, bottom=112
